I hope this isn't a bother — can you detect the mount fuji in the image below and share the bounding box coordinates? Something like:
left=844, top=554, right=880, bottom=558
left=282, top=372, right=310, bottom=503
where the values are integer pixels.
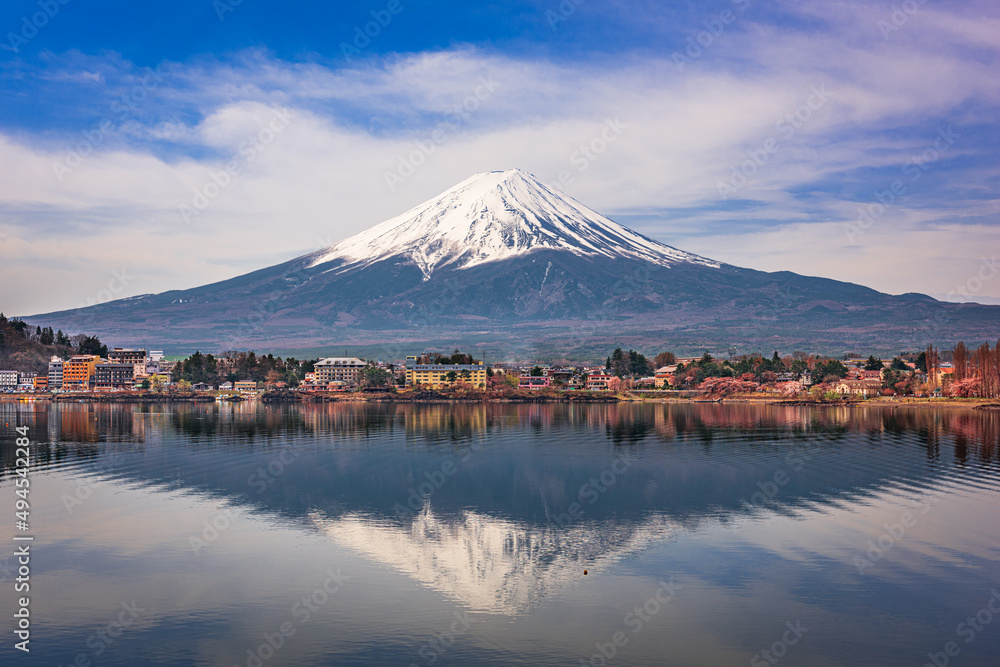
left=27, top=169, right=1000, bottom=356
left=308, top=169, right=719, bottom=280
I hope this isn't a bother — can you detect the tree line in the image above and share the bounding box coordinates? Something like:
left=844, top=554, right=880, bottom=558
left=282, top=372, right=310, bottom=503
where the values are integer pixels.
left=171, top=351, right=318, bottom=386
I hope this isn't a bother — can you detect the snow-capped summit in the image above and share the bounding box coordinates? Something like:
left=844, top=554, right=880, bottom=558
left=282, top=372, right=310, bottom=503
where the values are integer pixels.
left=309, top=168, right=719, bottom=279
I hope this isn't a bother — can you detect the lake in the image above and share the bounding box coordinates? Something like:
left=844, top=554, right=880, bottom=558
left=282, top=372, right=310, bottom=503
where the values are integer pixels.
left=1, top=402, right=999, bottom=666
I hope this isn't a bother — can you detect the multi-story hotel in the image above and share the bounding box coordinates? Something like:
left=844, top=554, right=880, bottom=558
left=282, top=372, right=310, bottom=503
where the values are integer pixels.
left=405, top=356, right=487, bottom=388
left=62, top=355, right=100, bottom=390
left=48, top=357, right=64, bottom=389
left=314, top=357, right=367, bottom=387
left=108, top=348, right=148, bottom=366
left=94, top=362, right=135, bottom=391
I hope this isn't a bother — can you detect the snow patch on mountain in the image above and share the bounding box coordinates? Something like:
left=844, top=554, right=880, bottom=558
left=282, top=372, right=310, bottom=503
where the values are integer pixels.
left=309, top=169, right=719, bottom=279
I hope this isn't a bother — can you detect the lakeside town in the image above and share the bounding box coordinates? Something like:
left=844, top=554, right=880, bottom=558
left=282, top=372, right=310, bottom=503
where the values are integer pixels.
left=2, top=316, right=997, bottom=402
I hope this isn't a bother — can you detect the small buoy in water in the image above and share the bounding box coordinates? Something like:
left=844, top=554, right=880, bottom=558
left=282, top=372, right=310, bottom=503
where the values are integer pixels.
left=583, top=569, right=588, bottom=575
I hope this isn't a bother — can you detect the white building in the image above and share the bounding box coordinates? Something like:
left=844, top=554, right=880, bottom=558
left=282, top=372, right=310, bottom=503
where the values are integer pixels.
left=0, top=370, right=18, bottom=390
left=48, top=357, right=65, bottom=390
left=314, top=357, right=367, bottom=387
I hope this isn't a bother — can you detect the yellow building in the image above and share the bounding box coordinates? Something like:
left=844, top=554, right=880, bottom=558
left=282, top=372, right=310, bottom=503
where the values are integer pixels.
left=405, top=356, right=487, bottom=388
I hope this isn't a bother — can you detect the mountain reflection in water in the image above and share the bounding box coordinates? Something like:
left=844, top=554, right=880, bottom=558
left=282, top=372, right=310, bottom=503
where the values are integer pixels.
left=2, top=401, right=999, bottom=667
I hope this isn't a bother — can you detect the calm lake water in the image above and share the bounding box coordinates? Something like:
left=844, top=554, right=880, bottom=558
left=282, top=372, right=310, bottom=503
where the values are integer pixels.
left=1, top=402, right=999, bottom=666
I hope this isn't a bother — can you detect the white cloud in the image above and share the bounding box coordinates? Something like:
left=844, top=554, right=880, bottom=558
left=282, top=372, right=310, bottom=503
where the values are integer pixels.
left=1, top=1, right=998, bottom=315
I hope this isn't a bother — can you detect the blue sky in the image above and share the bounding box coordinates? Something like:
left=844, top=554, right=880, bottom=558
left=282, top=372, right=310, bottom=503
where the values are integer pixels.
left=1, top=0, right=998, bottom=314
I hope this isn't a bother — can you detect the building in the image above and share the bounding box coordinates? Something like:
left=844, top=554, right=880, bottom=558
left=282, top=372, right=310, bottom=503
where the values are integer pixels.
left=654, top=366, right=676, bottom=388
left=0, top=369, right=18, bottom=391
left=519, top=376, right=550, bottom=389
left=48, top=357, right=65, bottom=390
left=234, top=380, right=258, bottom=392
left=33, top=376, right=48, bottom=391
left=14, top=371, right=37, bottom=393
left=405, top=356, right=487, bottom=388
left=62, top=355, right=100, bottom=390
left=586, top=373, right=615, bottom=391
left=146, top=372, right=171, bottom=386
left=94, top=362, right=135, bottom=391
left=108, top=348, right=147, bottom=366
left=314, top=357, right=367, bottom=387
left=933, top=364, right=955, bottom=386
left=833, top=378, right=882, bottom=397
left=192, top=382, right=213, bottom=392
left=132, top=363, right=149, bottom=381
left=219, top=381, right=234, bottom=391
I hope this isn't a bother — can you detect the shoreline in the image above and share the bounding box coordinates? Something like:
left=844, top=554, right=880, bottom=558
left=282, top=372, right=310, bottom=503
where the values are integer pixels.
left=2, top=392, right=998, bottom=409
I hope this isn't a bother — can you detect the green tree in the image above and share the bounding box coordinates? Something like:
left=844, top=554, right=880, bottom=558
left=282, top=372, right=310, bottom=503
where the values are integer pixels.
left=812, top=359, right=848, bottom=384
left=446, top=370, right=458, bottom=383
left=864, top=355, right=884, bottom=371
left=627, top=350, right=652, bottom=377
left=610, top=348, right=626, bottom=377
left=530, top=366, right=544, bottom=377
left=363, top=365, right=392, bottom=387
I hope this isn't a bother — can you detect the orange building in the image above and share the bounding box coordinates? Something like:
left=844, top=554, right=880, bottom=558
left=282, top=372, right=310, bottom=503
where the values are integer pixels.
left=62, top=355, right=100, bottom=390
